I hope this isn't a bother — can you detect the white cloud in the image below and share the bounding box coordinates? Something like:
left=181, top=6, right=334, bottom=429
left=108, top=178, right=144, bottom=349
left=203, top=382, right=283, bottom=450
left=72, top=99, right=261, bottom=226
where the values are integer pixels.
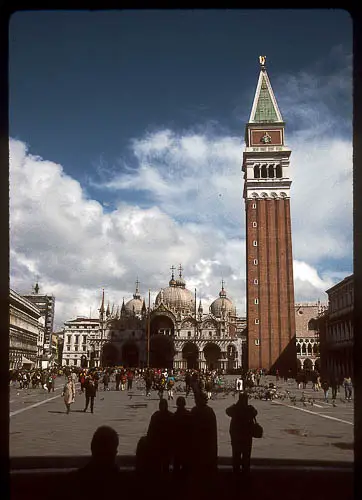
left=10, top=48, right=353, bottom=328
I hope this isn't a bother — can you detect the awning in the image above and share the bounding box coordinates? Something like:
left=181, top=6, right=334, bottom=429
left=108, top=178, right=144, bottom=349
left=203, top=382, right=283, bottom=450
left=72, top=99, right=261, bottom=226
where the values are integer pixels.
left=21, top=356, right=34, bottom=365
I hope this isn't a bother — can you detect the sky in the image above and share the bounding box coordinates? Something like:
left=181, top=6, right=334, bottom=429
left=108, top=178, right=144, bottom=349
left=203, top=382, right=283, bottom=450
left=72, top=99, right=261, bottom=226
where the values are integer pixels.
left=9, top=10, right=353, bottom=330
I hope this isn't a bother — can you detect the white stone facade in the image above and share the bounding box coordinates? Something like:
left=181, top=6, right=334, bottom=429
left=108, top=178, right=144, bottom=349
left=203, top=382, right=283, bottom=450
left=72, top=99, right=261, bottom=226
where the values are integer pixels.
left=9, top=289, right=42, bottom=369
left=61, top=317, right=100, bottom=367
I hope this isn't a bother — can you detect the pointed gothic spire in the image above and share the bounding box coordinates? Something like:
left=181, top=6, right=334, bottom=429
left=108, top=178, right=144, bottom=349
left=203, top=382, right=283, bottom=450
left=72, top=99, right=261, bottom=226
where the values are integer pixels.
left=111, top=303, right=115, bottom=317
left=121, top=298, right=126, bottom=316
left=249, top=56, right=283, bottom=124
left=99, top=289, right=105, bottom=320
left=116, top=305, right=120, bottom=319
left=141, top=299, right=147, bottom=315
left=106, top=301, right=110, bottom=317
left=198, top=299, right=203, bottom=312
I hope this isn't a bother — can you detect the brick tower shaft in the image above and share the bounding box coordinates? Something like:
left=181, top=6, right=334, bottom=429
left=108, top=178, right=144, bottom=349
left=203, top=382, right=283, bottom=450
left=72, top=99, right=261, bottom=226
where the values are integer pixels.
left=243, top=56, right=296, bottom=375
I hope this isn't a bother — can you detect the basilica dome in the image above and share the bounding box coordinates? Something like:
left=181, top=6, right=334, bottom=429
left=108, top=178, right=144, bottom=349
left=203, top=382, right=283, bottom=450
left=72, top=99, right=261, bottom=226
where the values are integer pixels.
left=125, top=297, right=143, bottom=315
left=210, top=283, right=236, bottom=318
left=125, top=280, right=143, bottom=315
left=155, top=267, right=194, bottom=312
left=155, top=286, right=194, bottom=311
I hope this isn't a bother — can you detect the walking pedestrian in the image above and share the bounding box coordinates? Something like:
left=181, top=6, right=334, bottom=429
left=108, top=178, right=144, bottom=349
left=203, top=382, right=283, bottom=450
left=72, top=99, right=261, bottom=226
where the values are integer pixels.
left=127, top=370, right=134, bottom=391
left=103, top=372, right=109, bottom=391
left=330, top=375, right=338, bottom=400
left=343, top=376, right=353, bottom=401
left=121, top=371, right=126, bottom=391
left=115, top=370, right=121, bottom=391
left=185, top=371, right=192, bottom=397
left=226, top=392, right=258, bottom=475
left=83, top=375, right=96, bottom=413
left=62, top=375, right=76, bottom=414
left=167, top=373, right=175, bottom=400
left=47, top=372, right=54, bottom=393
left=321, top=379, right=330, bottom=402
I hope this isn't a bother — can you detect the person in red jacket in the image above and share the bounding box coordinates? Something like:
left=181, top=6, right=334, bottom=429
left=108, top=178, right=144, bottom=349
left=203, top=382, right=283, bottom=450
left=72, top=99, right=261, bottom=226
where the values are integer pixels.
left=127, top=370, right=134, bottom=391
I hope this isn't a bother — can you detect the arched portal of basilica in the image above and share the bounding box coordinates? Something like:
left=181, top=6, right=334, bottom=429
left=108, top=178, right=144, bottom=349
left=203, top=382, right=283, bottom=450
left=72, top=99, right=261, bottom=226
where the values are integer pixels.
left=204, top=343, right=222, bottom=371
left=182, top=342, right=199, bottom=370
left=102, top=342, right=119, bottom=367
left=150, top=334, right=175, bottom=369
left=122, top=342, right=139, bottom=367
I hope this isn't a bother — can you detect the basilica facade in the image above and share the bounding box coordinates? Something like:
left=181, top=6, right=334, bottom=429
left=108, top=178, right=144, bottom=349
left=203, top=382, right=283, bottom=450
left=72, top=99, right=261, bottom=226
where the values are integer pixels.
left=85, top=267, right=246, bottom=371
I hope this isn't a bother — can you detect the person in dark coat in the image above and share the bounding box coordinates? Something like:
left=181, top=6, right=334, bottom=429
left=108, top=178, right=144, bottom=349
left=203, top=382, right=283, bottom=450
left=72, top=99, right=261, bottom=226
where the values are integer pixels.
left=115, top=371, right=121, bottom=391
left=83, top=376, right=97, bottom=413
left=190, top=392, right=218, bottom=475
left=103, top=372, right=109, bottom=391
left=173, top=396, right=192, bottom=475
left=147, top=398, right=174, bottom=473
left=68, top=426, right=120, bottom=499
left=330, top=374, right=338, bottom=400
left=226, top=392, right=257, bottom=474
left=185, top=371, right=192, bottom=397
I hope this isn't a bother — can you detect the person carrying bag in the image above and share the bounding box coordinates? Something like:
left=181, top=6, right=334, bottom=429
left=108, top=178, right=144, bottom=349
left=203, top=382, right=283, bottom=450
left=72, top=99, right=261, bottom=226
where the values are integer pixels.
left=226, top=392, right=260, bottom=474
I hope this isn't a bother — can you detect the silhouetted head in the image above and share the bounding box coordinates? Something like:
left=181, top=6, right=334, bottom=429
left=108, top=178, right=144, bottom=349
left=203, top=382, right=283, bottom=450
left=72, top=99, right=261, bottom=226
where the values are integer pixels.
left=238, top=392, right=248, bottom=405
left=91, top=426, right=119, bottom=465
left=159, top=398, right=168, bottom=412
left=67, top=376, right=72, bottom=382
left=176, top=396, right=186, bottom=408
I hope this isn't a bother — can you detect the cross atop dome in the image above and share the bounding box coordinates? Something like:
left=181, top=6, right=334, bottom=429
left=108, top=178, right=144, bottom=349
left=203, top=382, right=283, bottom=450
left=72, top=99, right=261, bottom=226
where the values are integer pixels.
left=169, top=265, right=177, bottom=287
left=219, top=279, right=227, bottom=298
left=133, top=278, right=141, bottom=299
left=178, top=264, right=183, bottom=278
left=249, top=56, right=283, bottom=124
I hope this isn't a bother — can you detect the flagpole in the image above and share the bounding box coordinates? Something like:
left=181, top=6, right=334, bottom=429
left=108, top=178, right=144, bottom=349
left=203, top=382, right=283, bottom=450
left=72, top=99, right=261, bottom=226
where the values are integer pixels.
left=147, top=289, right=151, bottom=368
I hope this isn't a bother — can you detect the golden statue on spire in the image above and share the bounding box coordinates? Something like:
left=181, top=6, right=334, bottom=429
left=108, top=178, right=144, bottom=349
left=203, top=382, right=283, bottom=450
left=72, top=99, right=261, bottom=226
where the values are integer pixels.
left=259, top=55, right=266, bottom=67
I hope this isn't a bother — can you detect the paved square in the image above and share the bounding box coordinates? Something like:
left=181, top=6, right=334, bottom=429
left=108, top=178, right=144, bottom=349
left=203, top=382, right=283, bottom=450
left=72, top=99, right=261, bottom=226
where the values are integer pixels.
left=10, top=376, right=353, bottom=463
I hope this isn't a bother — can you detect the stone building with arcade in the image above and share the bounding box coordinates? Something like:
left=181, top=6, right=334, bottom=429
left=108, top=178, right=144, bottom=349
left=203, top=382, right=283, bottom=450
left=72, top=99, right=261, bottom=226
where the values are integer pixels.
left=84, top=266, right=246, bottom=371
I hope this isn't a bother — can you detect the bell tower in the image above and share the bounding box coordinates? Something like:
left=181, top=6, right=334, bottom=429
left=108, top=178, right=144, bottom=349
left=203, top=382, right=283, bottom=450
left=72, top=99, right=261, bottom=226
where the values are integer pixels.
left=242, top=56, right=296, bottom=375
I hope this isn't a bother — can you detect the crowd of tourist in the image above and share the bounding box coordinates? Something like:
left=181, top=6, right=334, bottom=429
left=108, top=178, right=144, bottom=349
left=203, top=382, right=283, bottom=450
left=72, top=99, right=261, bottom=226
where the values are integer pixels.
left=9, top=365, right=353, bottom=404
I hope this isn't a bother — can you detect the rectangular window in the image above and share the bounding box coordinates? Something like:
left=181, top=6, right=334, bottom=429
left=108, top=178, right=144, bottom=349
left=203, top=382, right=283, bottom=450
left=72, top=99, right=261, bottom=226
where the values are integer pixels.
left=75, top=335, right=79, bottom=345
left=255, top=319, right=259, bottom=324
left=82, top=346, right=86, bottom=351
left=252, top=203, right=257, bottom=209
left=67, top=335, right=71, bottom=343
left=255, top=298, right=259, bottom=304
left=67, top=346, right=70, bottom=351
left=253, top=240, right=258, bottom=246
left=253, top=259, right=258, bottom=265
left=75, top=346, right=78, bottom=352
left=66, top=359, right=69, bottom=366
left=254, top=279, right=259, bottom=285
left=255, top=339, right=260, bottom=346
left=188, top=331, right=191, bottom=338
left=252, top=222, right=257, bottom=228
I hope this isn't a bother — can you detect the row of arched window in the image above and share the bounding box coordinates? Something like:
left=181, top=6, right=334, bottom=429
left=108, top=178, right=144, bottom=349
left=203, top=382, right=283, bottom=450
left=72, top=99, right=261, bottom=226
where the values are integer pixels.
left=296, top=343, right=319, bottom=355
left=254, top=164, right=282, bottom=179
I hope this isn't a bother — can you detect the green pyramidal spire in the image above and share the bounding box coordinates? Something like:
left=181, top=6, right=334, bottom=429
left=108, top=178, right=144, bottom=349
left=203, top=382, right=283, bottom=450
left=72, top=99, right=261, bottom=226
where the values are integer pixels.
left=249, top=57, right=283, bottom=124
